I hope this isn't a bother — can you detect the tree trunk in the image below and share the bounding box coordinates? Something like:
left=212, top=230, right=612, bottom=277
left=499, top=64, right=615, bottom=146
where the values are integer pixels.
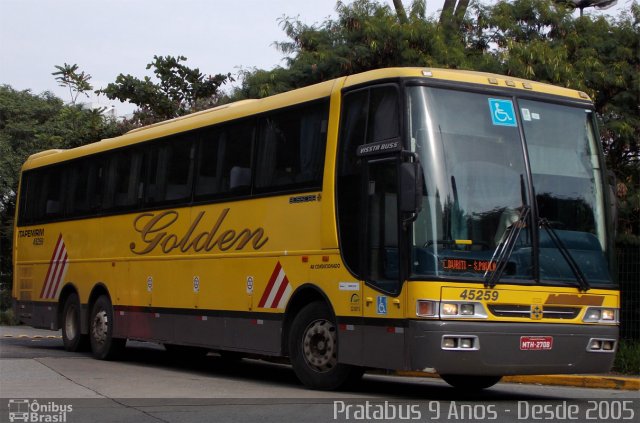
left=453, top=0, right=470, bottom=25
left=393, top=0, right=408, bottom=24
left=440, top=0, right=457, bottom=23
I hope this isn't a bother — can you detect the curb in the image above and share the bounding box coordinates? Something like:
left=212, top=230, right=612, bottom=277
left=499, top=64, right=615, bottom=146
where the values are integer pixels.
left=394, top=371, right=640, bottom=391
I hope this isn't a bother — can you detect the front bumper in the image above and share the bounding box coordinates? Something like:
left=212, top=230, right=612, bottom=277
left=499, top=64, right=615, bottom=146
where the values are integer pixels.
left=408, top=320, right=617, bottom=376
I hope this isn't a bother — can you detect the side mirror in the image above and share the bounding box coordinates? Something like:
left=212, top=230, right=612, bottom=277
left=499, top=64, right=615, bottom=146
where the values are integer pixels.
left=400, top=161, right=423, bottom=214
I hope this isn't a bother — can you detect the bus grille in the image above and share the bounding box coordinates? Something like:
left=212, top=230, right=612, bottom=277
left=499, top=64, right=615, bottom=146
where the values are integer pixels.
left=488, top=304, right=580, bottom=319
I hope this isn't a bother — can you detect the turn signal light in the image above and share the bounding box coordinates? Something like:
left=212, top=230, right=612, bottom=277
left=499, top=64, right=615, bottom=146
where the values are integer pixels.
left=416, top=300, right=438, bottom=317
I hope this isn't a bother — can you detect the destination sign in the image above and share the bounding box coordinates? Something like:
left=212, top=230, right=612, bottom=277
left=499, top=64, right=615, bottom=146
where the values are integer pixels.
left=440, top=258, right=497, bottom=273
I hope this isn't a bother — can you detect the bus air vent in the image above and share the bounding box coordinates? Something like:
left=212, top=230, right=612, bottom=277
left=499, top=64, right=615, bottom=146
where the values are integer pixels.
left=488, top=304, right=580, bottom=319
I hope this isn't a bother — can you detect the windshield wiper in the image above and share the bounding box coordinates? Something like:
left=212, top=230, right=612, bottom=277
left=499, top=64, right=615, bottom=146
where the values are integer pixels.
left=484, top=205, right=530, bottom=289
left=539, top=218, right=591, bottom=292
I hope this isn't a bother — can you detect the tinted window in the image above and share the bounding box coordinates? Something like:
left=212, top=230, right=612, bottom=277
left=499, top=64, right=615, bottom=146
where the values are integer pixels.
left=337, top=86, right=401, bottom=280
left=255, top=101, right=328, bottom=192
left=195, top=121, right=254, bottom=199
left=39, top=166, right=66, bottom=219
left=105, top=150, right=143, bottom=210
left=18, top=97, right=330, bottom=226
left=66, top=157, right=108, bottom=216
left=145, top=137, right=195, bottom=205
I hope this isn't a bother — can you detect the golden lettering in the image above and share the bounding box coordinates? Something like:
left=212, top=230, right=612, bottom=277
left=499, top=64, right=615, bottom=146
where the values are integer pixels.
left=130, top=208, right=269, bottom=255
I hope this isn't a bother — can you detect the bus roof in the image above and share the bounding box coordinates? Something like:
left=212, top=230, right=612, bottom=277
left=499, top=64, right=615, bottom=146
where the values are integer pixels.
left=21, top=67, right=591, bottom=171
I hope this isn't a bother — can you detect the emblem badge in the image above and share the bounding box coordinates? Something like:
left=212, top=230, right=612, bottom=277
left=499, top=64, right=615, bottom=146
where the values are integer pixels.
left=531, top=305, right=543, bottom=320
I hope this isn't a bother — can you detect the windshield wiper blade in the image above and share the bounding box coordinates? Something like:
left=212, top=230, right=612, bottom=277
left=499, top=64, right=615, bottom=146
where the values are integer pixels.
left=539, top=218, right=591, bottom=292
left=484, top=205, right=531, bottom=289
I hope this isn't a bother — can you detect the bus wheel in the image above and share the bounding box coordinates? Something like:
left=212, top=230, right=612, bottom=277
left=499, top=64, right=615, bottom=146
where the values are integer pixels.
left=440, top=374, right=503, bottom=390
left=89, top=295, right=125, bottom=360
left=289, top=301, right=354, bottom=390
left=61, top=293, right=88, bottom=352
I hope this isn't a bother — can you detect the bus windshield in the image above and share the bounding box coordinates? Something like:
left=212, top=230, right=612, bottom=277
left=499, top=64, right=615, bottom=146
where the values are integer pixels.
left=407, top=86, right=613, bottom=286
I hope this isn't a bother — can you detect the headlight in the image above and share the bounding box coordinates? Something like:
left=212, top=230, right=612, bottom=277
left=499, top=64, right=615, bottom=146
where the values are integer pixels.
left=416, top=300, right=487, bottom=319
left=441, top=303, right=459, bottom=315
left=583, top=307, right=618, bottom=324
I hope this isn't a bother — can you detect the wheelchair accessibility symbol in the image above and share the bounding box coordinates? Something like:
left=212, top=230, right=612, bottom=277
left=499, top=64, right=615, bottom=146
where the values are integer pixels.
left=376, top=296, right=387, bottom=315
left=488, top=98, right=517, bottom=127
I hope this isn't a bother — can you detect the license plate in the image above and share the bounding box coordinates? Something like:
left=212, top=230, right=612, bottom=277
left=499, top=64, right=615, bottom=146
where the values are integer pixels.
left=520, top=336, right=553, bottom=350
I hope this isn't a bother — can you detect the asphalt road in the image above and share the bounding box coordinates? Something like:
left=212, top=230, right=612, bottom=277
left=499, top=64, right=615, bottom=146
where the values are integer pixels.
left=0, top=326, right=637, bottom=423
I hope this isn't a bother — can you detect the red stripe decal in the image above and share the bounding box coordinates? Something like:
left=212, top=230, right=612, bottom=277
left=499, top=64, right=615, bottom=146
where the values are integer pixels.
left=270, top=274, right=290, bottom=308
left=44, top=239, right=66, bottom=298
left=258, top=261, right=282, bottom=308
left=48, top=251, right=67, bottom=299
left=40, top=234, right=63, bottom=298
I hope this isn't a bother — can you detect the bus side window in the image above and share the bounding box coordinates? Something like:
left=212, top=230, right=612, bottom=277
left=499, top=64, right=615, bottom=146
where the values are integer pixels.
left=255, top=101, right=327, bottom=192
left=195, top=122, right=254, bottom=198
left=145, top=137, right=195, bottom=205
left=66, top=157, right=107, bottom=217
left=19, top=171, right=43, bottom=225
left=220, top=122, right=254, bottom=195
left=195, top=129, right=227, bottom=199
left=104, top=150, right=143, bottom=210
left=41, top=166, right=67, bottom=219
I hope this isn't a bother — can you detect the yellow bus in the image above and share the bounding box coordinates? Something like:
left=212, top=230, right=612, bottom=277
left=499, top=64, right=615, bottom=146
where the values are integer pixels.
left=13, top=68, right=619, bottom=390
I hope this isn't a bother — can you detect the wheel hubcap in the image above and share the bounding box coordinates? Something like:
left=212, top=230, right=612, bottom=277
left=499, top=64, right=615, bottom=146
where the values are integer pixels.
left=64, top=305, right=77, bottom=340
left=302, top=319, right=337, bottom=372
left=91, top=310, right=109, bottom=346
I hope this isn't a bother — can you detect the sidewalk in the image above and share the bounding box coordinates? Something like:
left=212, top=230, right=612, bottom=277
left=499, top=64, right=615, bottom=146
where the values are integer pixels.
left=395, top=371, right=640, bottom=391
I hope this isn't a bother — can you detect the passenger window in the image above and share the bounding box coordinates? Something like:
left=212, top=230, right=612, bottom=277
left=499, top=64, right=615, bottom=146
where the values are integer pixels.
left=195, top=121, right=254, bottom=199
left=105, top=150, right=143, bottom=210
left=42, top=166, right=66, bottom=219
left=255, top=101, right=328, bottom=192
left=145, top=137, right=195, bottom=205
left=66, top=158, right=107, bottom=217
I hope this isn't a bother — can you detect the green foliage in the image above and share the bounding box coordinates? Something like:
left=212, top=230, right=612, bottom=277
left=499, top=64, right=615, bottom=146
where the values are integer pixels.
left=235, top=0, right=468, bottom=99
left=99, top=55, right=234, bottom=125
left=613, top=340, right=640, bottom=375
left=52, top=63, right=93, bottom=105
left=0, top=85, right=126, bottom=287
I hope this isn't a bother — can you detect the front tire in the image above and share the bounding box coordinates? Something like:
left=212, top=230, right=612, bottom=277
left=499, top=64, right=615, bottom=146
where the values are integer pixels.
left=440, top=374, right=503, bottom=390
left=89, top=295, right=125, bottom=360
left=61, top=293, right=89, bottom=352
left=289, top=301, right=356, bottom=390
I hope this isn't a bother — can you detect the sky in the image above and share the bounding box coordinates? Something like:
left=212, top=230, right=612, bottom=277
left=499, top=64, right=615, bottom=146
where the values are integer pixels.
left=0, top=0, right=633, bottom=116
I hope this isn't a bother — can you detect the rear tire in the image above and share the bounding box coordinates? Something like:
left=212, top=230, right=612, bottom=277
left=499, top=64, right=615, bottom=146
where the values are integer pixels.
left=61, top=293, right=89, bottom=352
left=289, top=301, right=357, bottom=390
left=440, top=374, right=503, bottom=390
left=89, top=295, right=125, bottom=360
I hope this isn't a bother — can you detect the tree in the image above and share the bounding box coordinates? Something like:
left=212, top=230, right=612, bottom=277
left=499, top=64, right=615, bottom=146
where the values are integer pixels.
left=52, top=63, right=93, bottom=105
left=235, top=0, right=468, bottom=98
left=99, top=55, right=233, bottom=125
